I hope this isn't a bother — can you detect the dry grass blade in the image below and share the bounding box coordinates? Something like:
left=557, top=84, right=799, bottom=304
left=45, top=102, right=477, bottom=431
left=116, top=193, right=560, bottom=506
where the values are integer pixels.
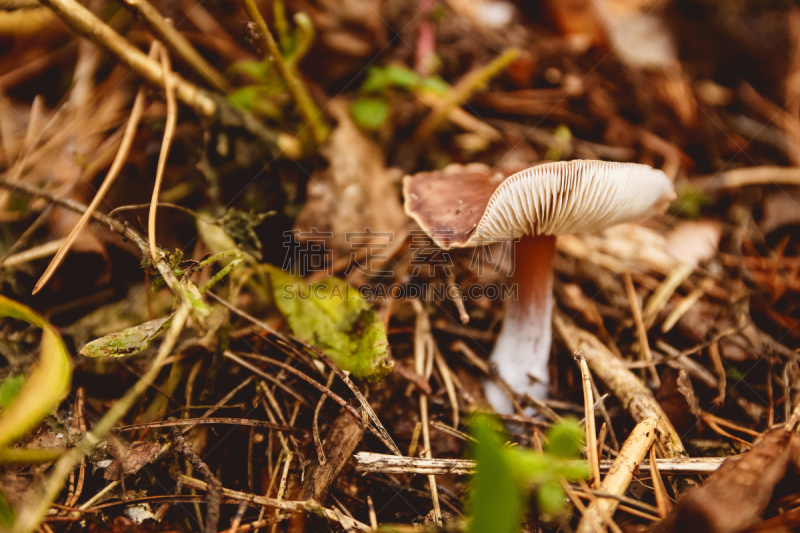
left=32, top=51, right=151, bottom=294
left=624, top=272, right=660, bottom=387
left=575, top=352, right=600, bottom=489
left=412, top=299, right=442, bottom=524
left=650, top=444, right=673, bottom=518
left=642, top=262, right=694, bottom=329
left=149, top=44, right=178, bottom=261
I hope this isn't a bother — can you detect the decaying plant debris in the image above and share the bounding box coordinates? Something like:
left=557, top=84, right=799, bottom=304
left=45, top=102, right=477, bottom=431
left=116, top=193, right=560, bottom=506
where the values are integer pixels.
left=1, top=0, right=800, bottom=532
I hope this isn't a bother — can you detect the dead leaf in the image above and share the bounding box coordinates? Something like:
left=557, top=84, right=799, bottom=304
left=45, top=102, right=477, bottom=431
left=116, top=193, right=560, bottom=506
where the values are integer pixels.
left=293, top=98, right=407, bottom=262
left=656, top=427, right=800, bottom=533
left=103, top=440, right=162, bottom=480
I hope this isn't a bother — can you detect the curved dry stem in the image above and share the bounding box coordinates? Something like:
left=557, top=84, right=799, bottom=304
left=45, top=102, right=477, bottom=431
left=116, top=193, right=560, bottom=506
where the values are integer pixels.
left=149, top=45, right=178, bottom=261
left=33, top=47, right=154, bottom=294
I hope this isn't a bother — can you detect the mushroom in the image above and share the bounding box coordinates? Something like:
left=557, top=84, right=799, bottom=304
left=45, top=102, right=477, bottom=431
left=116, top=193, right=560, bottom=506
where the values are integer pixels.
left=403, top=160, right=676, bottom=413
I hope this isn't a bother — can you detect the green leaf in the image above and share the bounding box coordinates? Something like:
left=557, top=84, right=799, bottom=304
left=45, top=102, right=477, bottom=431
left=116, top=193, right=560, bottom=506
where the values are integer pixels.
left=537, top=481, right=568, bottom=516
left=418, top=76, right=450, bottom=95
left=506, top=447, right=553, bottom=483
left=672, top=183, right=711, bottom=218
left=80, top=314, right=173, bottom=358
left=0, top=296, right=71, bottom=449
left=350, top=98, right=389, bottom=130
left=555, top=459, right=590, bottom=481
left=545, top=124, right=573, bottom=161
left=229, top=86, right=261, bottom=111
left=468, top=416, right=524, bottom=533
left=265, top=266, right=393, bottom=382
left=0, top=375, right=25, bottom=410
left=361, top=66, right=391, bottom=93
left=382, top=64, right=419, bottom=89
left=544, top=417, right=584, bottom=458
left=227, top=60, right=273, bottom=84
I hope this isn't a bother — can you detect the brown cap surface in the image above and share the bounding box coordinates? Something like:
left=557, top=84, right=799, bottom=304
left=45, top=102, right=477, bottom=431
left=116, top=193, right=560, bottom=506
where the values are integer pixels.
left=403, top=160, right=676, bottom=249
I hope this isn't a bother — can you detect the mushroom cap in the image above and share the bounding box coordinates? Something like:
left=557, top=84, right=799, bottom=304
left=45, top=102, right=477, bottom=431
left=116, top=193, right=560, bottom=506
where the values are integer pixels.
left=403, top=160, right=676, bottom=249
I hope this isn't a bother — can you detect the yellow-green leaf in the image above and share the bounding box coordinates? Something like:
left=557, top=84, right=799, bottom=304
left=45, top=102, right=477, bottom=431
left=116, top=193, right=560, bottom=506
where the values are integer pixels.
left=264, top=266, right=393, bottom=382
left=80, top=314, right=173, bottom=358
left=0, top=296, right=71, bottom=449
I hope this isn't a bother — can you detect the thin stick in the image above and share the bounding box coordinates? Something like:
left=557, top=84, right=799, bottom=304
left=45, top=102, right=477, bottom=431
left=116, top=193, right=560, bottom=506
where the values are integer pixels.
left=258, top=383, right=291, bottom=456
left=366, top=496, right=377, bottom=531
left=184, top=376, right=255, bottom=434
left=229, top=501, right=249, bottom=533
left=708, top=341, right=727, bottom=406
left=115, top=418, right=302, bottom=432
left=575, top=418, right=659, bottom=533
left=33, top=54, right=151, bottom=294
left=354, top=451, right=727, bottom=476
left=149, top=45, right=177, bottom=261
left=271, top=452, right=293, bottom=533
left=173, top=427, right=221, bottom=533
left=578, top=478, right=624, bottom=533
left=79, top=482, right=119, bottom=510
left=1, top=238, right=65, bottom=269
left=575, top=353, right=600, bottom=489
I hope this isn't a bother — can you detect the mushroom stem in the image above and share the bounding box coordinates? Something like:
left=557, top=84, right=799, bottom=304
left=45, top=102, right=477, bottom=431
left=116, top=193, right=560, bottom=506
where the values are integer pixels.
left=485, top=234, right=556, bottom=414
